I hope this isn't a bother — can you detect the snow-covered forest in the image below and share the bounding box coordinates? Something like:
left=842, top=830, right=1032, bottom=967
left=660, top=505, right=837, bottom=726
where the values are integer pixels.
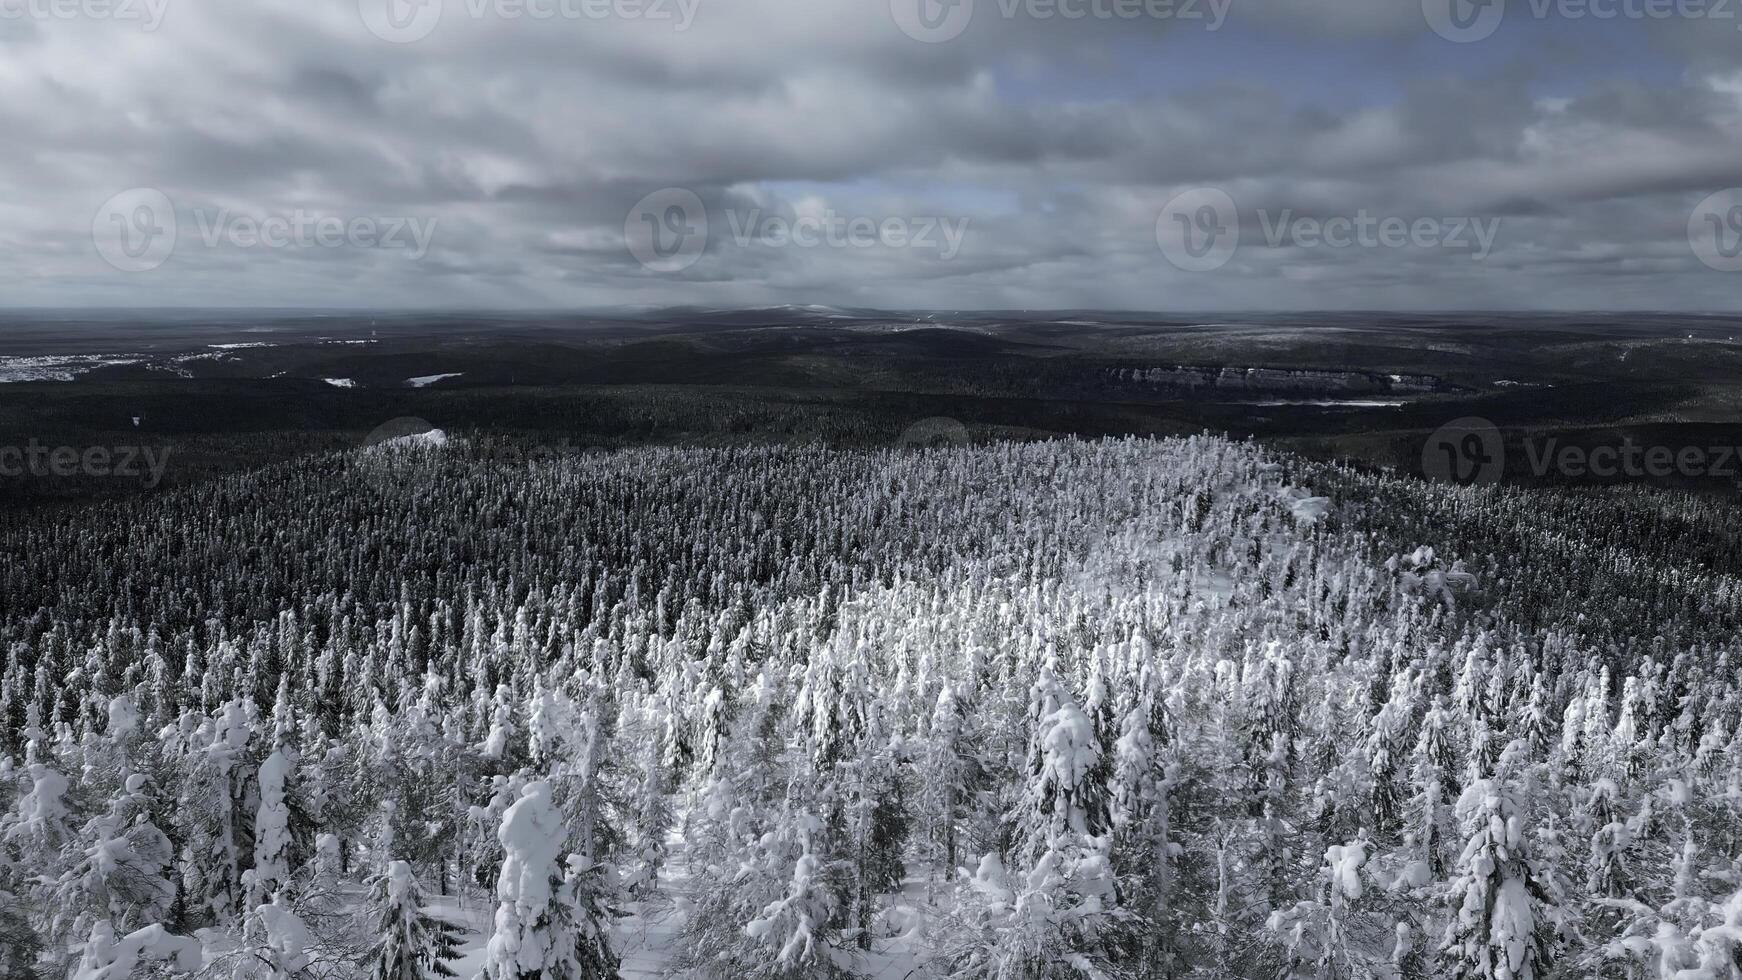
left=4, top=434, right=1742, bottom=979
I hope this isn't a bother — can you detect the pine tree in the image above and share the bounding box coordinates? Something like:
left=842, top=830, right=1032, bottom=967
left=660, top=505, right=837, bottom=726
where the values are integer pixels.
left=1583, top=779, right=1631, bottom=900
left=366, top=861, right=461, bottom=980
left=916, top=684, right=968, bottom=892
left=743, top=815, right=844, bottom=978
left=1366, top=672, right=1413, bottom=840
left=246, top=750, right=293, bottom=908
left=483, top=781, right=619, bottom=980
left=1108, top=694, right=1174, bottom=973
left=51, top=774, right=175, bottom=948
left=234, top=896, right=315, bottom=979
left=176, top=712, right=244, bottom=925
left=1440, top=770, right=1554, bottom=980
left=626, top=703, right=673, bottom=899
left=1017, top=667, right=1109, bottom=859
left=945, top=665, right=1123, bottom=980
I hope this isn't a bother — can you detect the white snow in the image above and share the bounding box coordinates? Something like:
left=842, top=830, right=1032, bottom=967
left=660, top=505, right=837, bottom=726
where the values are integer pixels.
left=107, top=696, right=139, bottom=736
left=10, top=764, right=69, bottom=842
left=251, top=900, right=314, bottom=973
left=250, top=751, right=292, bottom=903
left=323, top=378, right=357, bottom=388
left=1325, top=842, right=1366, bottom=901
left=369, top=428, right=450, bottom=451
left=1278, top=487, right=1333, bottom=525
left=7, top=432, right=1718, bottom=980
left=485, top=781, right=565, bottom=979
left=407, top=373, right=464, bottom=388
left=1490, top=876, right=1536, bottom=976
left=1037, top=698, right=1099, bottom=836
left=1236, top=398, right=1407, bottom=408
left=0, top=354, right=143, bottom=383
left=72, top=923, right=202, bottom=980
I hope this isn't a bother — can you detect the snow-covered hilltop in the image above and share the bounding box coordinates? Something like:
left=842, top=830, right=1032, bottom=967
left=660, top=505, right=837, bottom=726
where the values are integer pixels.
left=2, top=436, right=1741, bottom=979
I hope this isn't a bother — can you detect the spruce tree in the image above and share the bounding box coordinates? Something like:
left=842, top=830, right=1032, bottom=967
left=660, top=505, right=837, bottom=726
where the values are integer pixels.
left=366, top=861, right=461, bottom=980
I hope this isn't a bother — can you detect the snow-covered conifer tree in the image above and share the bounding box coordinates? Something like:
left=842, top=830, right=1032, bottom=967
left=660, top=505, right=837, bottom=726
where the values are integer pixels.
left=50, top=774, right=175, bottom=949
left=365, top=861, right=461, bottom=980
left=1440, top=771, right=1554, bottom=980
left=246, top=750, right=293, bottom=908
left=483, top=781, right=618, bottom=980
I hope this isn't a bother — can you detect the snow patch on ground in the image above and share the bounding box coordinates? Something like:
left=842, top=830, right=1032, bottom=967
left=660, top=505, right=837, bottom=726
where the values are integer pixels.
left=381, top=431, right=449, bottom=449
left=369, top=429, right=449, bottom=451
left=1233, top=399, right=1406, bottom=408
left=1279, top=487, right=1332, bottom=525
left=408, top=373, right=464, bottom=388
left=1072, top=524, right=1234, bottom=603
left=323, top=378, right=357, bottom=388
left=0, top=354, right=143, bottom=382
left=425, top=841, right=695, bottom=980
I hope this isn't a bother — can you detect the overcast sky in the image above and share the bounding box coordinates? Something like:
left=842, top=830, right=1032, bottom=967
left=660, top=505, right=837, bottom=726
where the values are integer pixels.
left=5, top=0, right=1742, bottom=310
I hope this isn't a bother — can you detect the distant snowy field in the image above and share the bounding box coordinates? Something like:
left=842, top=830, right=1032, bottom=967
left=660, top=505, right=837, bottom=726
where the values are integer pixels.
left=0, top=354, right=144, bottom=382
left=3, top=436, right=1742, bottom=979
left=407, top=373, right=464, bottom=388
